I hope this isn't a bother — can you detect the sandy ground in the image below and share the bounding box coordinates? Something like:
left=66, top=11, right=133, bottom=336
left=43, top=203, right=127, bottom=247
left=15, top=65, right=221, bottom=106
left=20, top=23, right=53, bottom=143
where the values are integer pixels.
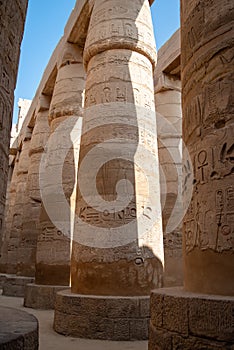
left=0, top=293, right=147, bottom=350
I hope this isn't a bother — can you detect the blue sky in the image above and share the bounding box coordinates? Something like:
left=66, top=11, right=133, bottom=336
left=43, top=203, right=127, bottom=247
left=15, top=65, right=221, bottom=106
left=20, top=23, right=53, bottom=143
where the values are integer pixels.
left=13, top=0, right=180, bottom=123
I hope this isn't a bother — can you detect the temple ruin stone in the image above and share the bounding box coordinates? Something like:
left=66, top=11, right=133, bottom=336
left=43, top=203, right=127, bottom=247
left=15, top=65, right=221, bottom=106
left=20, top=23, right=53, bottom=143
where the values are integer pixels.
left=0, top=153, right=20, bottom=273
left=155, top=30, right=183, bottom=287
left=0, top=0, right=232, bottom=346
left=149, top=0, right=234, bottom=348
left=1, top=98, right=31, bottom=270
left=18, top=95, right=51, bottom=277
left=155, top=78, right=183, bottom=287
left=2, top=136, right=35, bottom=297
left=6, top=136, right=31, bottom=275
left=0, top=0, right=29, bottom=254
left=24, top=43, right=85, bottom=309
left=54, top=0, right=164, bottom=340
left=0, top=306, right=38, bottom=349
left=182, top=0, right=234, bottom=296
left=11, top=98, right=32, bottom=146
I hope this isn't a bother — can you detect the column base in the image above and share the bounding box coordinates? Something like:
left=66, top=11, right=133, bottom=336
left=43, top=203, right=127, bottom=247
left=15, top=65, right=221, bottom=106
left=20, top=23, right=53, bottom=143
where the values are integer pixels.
left=2, top=275, right=34, bottom=297
left=24, top=283, right=68, bottom=310
left=0, top=306, right=38, bottom=349
left=54, top=289, right=150, bottom=340
left=149, top=287, right=234, bottom=350
left=0, top=273, right=7, bottom=289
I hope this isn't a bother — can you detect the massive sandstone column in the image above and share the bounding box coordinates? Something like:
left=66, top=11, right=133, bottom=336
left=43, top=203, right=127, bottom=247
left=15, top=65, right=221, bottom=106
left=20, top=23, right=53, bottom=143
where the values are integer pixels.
left=74, top=0, right=163, bottom=299
left=182, top=1, right=234, bottom=297
left=155, top=73, right=183, bottom=287
left=18, top=96, right=50, bottom=277
left=0, top=0, right=28, bottom=246
left=24, top=43, right=85, bottom=309
left=149, top=1, right=234, bottom=349
left=0, top=153, right=20, bottom=272
left=6, top=136, right=31, bottom=275
left=1, top=136, right=35, bottom=297
left=54, top=0, right=164, bottom=340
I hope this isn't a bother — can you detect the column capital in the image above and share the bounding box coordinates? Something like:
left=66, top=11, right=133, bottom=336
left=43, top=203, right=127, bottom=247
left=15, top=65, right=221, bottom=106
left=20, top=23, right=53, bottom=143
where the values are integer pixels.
left=57, top=42, right=83, bottom=69
left=35, top=94, right=51, bottom=114
left=23, top=127, right=32, bottom=141
left=83, top=0, right=157, bottom=68
left=154, top=72, right=181, bottom=93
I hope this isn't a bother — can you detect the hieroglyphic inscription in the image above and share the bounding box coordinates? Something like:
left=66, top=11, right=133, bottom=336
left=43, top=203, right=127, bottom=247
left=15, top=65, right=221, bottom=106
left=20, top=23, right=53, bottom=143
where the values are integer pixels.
left=79, top=202, right=137, bottom=226
left=38, top=228, right=65, bottom=242
left=88, top=2, right=152, bottom=42
left=184, top=128, right=234, bottom=253
left=85, top=50, right=154, bottom=109
left=185, top=186, right=234, bottom=253
left=194, top=141, right=234, bottom=184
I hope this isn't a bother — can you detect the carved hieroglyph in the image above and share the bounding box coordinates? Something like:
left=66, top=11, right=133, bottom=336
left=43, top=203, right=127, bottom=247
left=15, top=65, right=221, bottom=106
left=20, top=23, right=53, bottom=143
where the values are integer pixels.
left=155, top=73, right=183, bottom=287
left=182, top=0, right=234, bottom=295
left=71, top=0, right=164, bottom=296
left=0, top=0, right=28, bottom=244
left=35, top=43, right=85, bottom=286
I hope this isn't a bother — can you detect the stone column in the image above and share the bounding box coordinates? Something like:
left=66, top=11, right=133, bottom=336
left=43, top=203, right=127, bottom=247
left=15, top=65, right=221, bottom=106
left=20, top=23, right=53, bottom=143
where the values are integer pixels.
left=149, top=0, right=234, bottom=348
left=0, top=0, right=28, bottom=246
left=54, top=0, right=164, bottom=340
left=6, top=136, right=31, bottom=275
left=17, top=96, right=50, bottom=277
left=182, top=1, right=234, bottom=297
left=1, top=135, right=35, bottom=297
left=0, top=153, right=20, bottom=273
left=155, top=73, right=183, bottom=287
left=24, top=43, right=85, bottom=310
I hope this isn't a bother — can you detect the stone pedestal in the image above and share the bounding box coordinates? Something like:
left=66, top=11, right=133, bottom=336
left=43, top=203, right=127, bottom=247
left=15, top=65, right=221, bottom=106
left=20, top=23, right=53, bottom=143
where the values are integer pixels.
left=54, top=0, right=163, bottom=340
left=0, top=273, right=7, bottom=289
left=149, top=288, right=234, bottom=350
left=24, top=283, right=65, bottom=310
left=2, top=275, right=34, bottom=297
left=0, top=306, right=38, bottom=349
left=54, top=290, right=150, bottom=340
